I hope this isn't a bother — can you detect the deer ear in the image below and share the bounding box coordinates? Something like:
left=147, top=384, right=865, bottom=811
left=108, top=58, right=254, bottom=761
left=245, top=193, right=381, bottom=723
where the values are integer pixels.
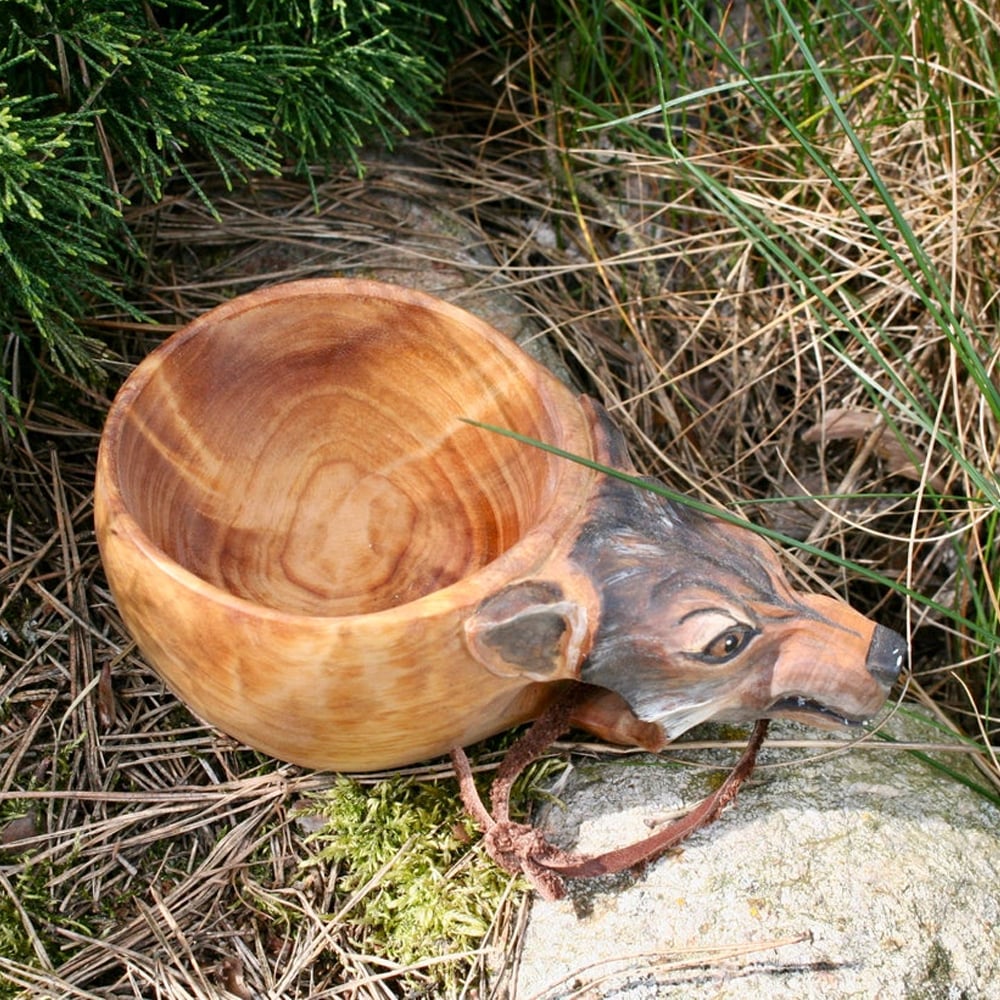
left=465, top=580, right=591, bottom=682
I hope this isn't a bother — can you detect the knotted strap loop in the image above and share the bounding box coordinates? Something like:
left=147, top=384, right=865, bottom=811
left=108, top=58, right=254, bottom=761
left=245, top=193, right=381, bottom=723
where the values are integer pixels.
left=451, top=695, right=769, bottom=901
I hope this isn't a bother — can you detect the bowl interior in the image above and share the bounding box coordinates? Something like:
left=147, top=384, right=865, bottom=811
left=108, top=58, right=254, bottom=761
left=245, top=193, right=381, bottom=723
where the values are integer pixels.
left=109, top=286, right=576, bottom=617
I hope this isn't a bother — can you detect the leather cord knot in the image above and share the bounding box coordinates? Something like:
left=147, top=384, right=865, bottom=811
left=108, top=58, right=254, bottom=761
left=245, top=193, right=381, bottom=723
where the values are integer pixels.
left=451, top=693, right=769, bottom=901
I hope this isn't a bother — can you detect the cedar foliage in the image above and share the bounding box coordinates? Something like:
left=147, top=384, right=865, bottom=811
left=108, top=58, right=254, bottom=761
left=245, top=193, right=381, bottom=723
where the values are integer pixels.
left=0, top=0, right=506, bottom=427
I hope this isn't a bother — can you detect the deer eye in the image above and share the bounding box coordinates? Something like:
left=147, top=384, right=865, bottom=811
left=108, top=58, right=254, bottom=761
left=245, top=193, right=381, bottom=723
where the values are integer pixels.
left=700, top=623, right=758, bottom=663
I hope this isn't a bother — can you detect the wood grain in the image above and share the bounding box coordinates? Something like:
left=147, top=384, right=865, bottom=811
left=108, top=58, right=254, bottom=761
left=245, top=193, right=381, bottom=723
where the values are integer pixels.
left=95, top=279, right=604, bottom=769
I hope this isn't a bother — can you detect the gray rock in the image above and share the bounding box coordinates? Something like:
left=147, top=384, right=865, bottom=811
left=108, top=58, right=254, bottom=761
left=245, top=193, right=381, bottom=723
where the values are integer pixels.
left=513, top=712, right=1000, bottom=999
left=343, top=162, right=573, bottom=384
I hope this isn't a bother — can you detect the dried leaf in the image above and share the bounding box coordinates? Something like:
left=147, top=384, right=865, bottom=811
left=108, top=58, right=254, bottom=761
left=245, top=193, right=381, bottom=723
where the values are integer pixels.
left=1, top=812, right=39, bottom=853
left=803, top=408, right=947, bottom=492
left=218, top=956, right=252, bottom=1000
left=98, top=660, right=116, bottom=729
left=802, top=407, right=881, bottom=444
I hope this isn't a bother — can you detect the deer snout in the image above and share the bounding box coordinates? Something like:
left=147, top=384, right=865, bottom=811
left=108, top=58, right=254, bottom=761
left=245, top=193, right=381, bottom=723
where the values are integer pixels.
left=866, top=624, right=906, bottom=691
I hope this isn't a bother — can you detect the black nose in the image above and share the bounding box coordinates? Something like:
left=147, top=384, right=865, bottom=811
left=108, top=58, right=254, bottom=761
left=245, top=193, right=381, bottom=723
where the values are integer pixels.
left=866, top=624, right=906, bottom=689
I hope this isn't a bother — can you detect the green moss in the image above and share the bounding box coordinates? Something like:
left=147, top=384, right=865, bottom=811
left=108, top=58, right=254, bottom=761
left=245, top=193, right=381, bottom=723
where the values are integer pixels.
left=0, top=858, right=92, bottom=1000
left=0, top=875, right=45, bottom=992
left=904, top=938, right=971, bottom=1000
left=300, top=774, right=518, bottom=993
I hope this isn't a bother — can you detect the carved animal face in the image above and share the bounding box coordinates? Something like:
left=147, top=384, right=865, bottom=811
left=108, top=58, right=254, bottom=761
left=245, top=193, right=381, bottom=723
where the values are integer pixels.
left=571, top=478, right=904, bottom=742
left=466, top=473, right=904, bottom=750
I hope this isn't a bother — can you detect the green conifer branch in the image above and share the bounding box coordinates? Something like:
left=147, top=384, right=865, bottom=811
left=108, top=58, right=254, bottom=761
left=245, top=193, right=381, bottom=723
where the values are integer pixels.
left=0, top=0, right=508, bottom=430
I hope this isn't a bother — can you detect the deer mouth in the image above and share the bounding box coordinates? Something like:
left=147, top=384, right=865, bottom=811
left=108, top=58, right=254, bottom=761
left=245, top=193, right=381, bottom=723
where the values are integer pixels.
left=768, top=695, right=867, bottom=728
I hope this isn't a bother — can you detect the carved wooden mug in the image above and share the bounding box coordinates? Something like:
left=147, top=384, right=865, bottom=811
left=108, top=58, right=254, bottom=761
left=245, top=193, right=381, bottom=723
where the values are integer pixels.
left=94, top=278, right=904, bottom=771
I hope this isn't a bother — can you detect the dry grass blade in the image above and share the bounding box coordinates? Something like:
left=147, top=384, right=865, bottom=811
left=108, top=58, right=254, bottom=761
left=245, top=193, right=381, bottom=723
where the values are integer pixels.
left=520, top=932, right=815, bottom=1000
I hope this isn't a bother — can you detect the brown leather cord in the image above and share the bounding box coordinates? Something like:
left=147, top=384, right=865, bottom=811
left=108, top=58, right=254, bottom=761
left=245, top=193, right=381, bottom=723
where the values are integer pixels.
left=451, top=696, right=770, bottom=901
